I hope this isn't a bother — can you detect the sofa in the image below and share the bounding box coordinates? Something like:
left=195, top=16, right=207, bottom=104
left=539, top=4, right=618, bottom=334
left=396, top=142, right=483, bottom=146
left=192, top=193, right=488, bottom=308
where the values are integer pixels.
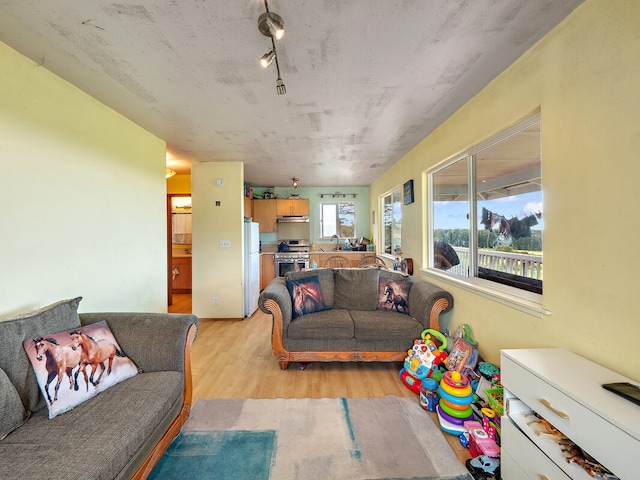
left=0, top=297, right=198, bottom=480
left=259, top=267, right=453, bottom=370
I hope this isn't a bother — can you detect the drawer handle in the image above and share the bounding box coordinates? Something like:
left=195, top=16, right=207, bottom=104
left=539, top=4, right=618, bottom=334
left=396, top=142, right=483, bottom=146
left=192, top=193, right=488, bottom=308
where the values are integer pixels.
left=540, top=399, right=570, bottom=419
left=540, top=476, right=549, bottom=480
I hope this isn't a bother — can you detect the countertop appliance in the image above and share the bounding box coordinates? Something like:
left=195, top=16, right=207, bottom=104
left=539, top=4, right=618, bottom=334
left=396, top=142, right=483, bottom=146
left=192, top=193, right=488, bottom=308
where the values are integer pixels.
left=275, top=239, right=310, bottom=277
left=244, top=222, right=260, bottom=317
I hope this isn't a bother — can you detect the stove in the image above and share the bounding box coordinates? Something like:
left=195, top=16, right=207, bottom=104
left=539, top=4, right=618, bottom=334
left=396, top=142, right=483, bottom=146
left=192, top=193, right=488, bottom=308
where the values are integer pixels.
left=275, top=240, right=310, bottom=277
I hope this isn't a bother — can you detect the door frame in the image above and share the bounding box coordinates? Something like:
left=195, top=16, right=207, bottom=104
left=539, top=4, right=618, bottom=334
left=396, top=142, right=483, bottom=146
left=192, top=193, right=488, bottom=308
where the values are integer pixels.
left=167, top=194, right=192, bottom=305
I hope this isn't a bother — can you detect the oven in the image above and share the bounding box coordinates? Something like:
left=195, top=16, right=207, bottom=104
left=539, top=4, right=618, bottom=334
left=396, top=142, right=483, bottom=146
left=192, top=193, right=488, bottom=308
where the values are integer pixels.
left=275, top=253, right=310, bottom=277
left=275, top=239, right=310, bottom=277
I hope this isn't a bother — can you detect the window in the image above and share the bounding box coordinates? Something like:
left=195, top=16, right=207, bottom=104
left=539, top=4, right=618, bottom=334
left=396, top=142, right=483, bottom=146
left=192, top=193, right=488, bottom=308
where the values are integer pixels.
left=428, top=115, right=542, bottom=300
left=381, top=188, right=402, bottom=256
left=320, top=202, right=355, bottom=238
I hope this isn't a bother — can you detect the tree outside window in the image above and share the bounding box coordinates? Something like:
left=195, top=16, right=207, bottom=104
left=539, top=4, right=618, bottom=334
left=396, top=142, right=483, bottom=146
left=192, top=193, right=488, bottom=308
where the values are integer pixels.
left=321, top=202, right=355, bottom=238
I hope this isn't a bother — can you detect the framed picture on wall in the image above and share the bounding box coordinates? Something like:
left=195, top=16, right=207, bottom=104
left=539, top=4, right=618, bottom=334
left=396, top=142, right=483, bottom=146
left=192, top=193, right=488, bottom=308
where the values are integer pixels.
left=403, top=180, right=414, bottom=205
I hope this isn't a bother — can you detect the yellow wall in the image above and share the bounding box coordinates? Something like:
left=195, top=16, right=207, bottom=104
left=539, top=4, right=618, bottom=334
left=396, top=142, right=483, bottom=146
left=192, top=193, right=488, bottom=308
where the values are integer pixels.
left=191, top=162, right=244, bottom=318
left=371, top=0, right=640, bottom=380
left=0, top=42, right=168, bottom=317
left=167, top=174, right=191, bottom=194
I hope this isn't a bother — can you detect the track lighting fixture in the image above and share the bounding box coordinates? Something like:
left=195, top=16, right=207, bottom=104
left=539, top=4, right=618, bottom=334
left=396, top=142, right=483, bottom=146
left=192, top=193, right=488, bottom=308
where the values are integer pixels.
left=258, top=0, right=287, bottom=95
left=260, top=51, right=275, bottom=68
left=292, top=177, right=299, bottom=189
left=258, top=12, right=284, bottom=40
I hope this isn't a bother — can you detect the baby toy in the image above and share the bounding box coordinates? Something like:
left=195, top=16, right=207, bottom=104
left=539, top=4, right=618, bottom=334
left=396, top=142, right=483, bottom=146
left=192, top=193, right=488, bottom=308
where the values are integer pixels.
left=436, top=371, right=474, bottom=435
left=463, top=420, right=500, bottom=458
left=400, top=329, right=448, bottom=393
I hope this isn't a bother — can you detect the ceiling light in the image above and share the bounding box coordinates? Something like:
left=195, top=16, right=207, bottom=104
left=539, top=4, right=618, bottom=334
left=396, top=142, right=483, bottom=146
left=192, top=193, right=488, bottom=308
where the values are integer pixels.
left=258, top=12, right=284, bottom=40
left=258, top=1, right=287, bottom=95
left=166, top=168, right=176, bottom=178
left=292, top=177, right=299, bottom=189
left=260, top=50, right=275, bottom=68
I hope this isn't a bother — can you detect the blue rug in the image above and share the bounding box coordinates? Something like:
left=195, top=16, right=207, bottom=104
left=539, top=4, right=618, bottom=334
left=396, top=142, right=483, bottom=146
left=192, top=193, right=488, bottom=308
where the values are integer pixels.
left=148, top=430, right=276, bottom=480
left=149, top=397, right=472, bottom=480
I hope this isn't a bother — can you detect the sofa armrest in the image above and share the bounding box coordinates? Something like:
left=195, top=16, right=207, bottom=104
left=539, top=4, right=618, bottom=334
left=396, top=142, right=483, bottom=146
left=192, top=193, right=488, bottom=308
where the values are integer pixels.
left=408, top=279, right=454, bottom=331
left=259, top=278, right=293, bottom=329
left=79, top=312, right=198, bottom=373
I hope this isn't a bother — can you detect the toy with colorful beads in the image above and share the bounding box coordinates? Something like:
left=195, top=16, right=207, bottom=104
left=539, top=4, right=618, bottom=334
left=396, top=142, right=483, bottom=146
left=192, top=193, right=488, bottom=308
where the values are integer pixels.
left=436, top=371, right=474, bottom=435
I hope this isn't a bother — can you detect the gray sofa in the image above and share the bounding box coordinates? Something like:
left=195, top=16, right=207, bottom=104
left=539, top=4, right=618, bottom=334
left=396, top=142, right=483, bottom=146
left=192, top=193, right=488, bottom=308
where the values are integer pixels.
left=0, top=297, right=198, bottom=480
left=259, top=267, right=453, bottom=369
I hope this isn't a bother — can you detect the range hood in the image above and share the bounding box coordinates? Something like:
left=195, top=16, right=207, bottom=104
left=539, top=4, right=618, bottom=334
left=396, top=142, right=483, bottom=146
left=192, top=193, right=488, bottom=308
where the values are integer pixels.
left=276, top=215, right=309, bottom=223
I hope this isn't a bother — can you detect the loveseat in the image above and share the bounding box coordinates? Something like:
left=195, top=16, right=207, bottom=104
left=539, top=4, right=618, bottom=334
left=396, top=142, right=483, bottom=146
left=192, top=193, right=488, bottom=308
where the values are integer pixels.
left=259, top=267, right=453, bottom=370
left=0, top=297, right=198, bottom=480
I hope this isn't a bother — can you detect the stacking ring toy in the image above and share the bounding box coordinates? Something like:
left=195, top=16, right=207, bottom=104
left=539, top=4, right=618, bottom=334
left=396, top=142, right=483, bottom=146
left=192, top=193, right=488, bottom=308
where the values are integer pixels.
left=420, top=329, right=447, bottom=351
left=441, top=371, right=470, bottom=388
left=481, top=407, right=496, bottom=419
left=439, top=399, right=473, bottom=419
left=436, top=406, right=466, bottom=435
left=441, top=396, right=474, bottom=411
left=437, top=403, right=474, bottom=423
left=440, top=380, right=472, bottom=398
left=438, top=385, right=474, bottom=405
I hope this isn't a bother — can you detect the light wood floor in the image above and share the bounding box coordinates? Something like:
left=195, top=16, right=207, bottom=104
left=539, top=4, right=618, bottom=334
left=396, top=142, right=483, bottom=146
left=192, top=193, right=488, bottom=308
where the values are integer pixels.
left=170, top=293, right=471, bottom=465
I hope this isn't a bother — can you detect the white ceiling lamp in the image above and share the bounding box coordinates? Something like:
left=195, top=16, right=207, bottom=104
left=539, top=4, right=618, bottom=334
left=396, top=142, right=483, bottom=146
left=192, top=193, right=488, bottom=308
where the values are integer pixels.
left=292, top=177, right=299, bottom=189
left=258, top=0, right=286, bottom=95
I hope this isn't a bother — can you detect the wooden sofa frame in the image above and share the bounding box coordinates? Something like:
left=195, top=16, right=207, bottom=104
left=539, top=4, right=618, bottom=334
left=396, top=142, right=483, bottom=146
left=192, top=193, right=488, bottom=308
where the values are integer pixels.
left=263, top=297, right=451, bottom=370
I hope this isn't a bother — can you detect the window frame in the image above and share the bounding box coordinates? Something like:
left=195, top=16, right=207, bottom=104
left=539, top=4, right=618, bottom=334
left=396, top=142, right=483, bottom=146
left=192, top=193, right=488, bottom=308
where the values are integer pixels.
left=319, top=201, right=356, bottom=239
left=425, top=114, right=546, bottom=317
left=379, top=187, right=402, bottom=258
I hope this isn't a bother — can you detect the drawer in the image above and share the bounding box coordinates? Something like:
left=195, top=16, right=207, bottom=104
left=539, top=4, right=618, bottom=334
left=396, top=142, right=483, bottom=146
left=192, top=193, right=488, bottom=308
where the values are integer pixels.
left=502, top=353, right=637, bottom=479
left=502, top=418, right=571, bottom=480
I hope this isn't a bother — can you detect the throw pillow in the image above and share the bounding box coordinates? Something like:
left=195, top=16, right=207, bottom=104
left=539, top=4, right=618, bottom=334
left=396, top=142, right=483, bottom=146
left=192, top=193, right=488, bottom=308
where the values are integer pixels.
left=286, top=275, right=329, bottom=319
left=22, top=320, right=140, bottom=419
left=0, top=367, right=27, bottom=440
left=377, top=278, right=412, bottom=315
left=0, top=297, right=82, bottom=414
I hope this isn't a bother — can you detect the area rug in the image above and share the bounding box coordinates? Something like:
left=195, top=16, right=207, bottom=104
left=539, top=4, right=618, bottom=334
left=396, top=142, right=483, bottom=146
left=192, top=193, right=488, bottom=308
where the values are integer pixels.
left=149, top=396, right=472, bottom=480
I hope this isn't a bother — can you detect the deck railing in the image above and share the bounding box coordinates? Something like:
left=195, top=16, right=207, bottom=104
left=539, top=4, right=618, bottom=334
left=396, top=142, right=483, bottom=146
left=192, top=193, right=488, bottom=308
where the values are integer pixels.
left=448, top=247, right=543, bottom=280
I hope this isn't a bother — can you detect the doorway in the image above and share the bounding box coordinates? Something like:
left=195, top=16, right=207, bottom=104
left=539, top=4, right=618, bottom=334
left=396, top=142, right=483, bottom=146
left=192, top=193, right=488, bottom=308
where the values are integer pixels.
left=167, top=194, right=192, bottom=309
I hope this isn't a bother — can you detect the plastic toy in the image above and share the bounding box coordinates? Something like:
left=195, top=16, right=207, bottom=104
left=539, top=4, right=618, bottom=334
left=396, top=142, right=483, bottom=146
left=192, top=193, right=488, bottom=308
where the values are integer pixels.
left=400, top=329, right=449, bottom=393
left=463, top=420, right=500, bottom=458
left=398, top=368, right=421, bottom=394
left=465, top=455, right=500, bottom=480
left=436, top=370, right=475, bottom=434
left=435, top=405, right=466, bottom=435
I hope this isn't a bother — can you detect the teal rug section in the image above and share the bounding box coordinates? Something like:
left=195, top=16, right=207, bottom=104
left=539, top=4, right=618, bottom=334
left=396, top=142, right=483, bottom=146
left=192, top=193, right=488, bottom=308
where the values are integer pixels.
left=151, top=397, right=472, bottom=480
left=148, top=430, right=276, bottom=480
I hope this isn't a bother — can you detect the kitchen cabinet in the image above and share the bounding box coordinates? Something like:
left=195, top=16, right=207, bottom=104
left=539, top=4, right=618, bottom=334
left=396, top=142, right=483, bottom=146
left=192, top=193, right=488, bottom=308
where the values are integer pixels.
left=244, top=197, right=253, bottom=219
left=253, top=199, right=277, bottom=232
left=260, top=253, right=276, bottom=290
left=501, top=348, right=639, bottom=480
left=276, top=199, right=309, bottom=216
left=172, top=256, right=192, bottom=293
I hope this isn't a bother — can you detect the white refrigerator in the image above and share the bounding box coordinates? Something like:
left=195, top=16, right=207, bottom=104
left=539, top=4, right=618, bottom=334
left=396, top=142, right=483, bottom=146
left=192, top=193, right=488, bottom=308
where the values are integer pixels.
left=244, top=222, right=260, bottom=317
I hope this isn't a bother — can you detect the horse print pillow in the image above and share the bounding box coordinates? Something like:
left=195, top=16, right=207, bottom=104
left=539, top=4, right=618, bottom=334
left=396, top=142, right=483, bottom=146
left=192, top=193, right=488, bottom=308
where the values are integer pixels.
left=286, top=275, right=329, bottom=319
left=377, top=278, right=412, bottom=315
left=22, top=321, right=139, bottom=419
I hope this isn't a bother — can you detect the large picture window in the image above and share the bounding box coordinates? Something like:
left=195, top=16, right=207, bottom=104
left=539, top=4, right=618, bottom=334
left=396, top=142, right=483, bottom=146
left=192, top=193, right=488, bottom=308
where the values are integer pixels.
left=320, top=202, right=355, bottom=238
left=428, top=115, right=542, bottom=301
left=381, top=188, right=402, bottom=256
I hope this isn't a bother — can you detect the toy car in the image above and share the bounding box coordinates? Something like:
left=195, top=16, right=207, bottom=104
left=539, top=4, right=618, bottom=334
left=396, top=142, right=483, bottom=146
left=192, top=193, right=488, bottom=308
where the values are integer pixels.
left=465, top=455, right=500, bottom=480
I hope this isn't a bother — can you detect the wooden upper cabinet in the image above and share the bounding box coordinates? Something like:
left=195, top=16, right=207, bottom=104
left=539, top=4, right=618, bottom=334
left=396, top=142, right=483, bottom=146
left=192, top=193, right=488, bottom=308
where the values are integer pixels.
left=276, top=199, right=309, bottom=216
left=253, top=199, right=277, bottom=232
left=244, top=197, right=253, bottom=218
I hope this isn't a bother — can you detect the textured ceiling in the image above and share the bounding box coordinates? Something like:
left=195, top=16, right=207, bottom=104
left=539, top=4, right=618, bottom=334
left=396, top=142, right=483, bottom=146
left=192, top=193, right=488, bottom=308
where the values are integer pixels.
left=0, top=0, right=583, bottom=186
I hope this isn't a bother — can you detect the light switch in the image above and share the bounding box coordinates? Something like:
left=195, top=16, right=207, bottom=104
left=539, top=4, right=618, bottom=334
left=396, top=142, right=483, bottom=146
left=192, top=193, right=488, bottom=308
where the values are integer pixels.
left=219, top=240, right=231, bottom=248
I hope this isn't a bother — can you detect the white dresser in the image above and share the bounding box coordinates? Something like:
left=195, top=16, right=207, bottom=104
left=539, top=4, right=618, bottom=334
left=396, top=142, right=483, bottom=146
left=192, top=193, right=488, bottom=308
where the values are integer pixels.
left=500, top=348, right=640, bottom=480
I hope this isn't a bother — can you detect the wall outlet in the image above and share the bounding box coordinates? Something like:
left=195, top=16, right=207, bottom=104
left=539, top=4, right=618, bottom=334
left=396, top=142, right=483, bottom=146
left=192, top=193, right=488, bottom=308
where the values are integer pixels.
left=213, top=297, right=219, bottom=305
left=219, top=240, right=231, bottom=248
